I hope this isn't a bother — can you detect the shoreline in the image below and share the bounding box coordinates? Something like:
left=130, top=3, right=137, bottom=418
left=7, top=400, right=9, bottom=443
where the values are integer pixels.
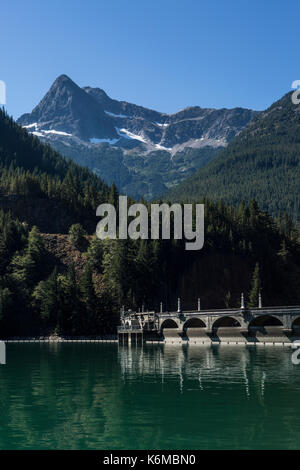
left=2, top=336, right=118, bottom=343
left=1, top=337, right=296, bottom=346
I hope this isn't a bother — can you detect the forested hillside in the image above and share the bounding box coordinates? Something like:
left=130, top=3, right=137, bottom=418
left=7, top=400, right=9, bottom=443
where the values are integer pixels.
left=0, top=110, right=117, bottom=232
left=167, top=91, right=300, bottom=221
left=0, top=110, right=300, bottom=337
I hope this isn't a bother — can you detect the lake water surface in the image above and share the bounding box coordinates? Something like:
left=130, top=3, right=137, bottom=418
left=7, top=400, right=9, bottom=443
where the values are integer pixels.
left=0, top=343, right=299, bottom=449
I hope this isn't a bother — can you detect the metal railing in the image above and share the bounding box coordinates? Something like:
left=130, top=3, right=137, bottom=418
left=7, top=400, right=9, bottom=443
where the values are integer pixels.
left=118, top=325, right=143, bottom=332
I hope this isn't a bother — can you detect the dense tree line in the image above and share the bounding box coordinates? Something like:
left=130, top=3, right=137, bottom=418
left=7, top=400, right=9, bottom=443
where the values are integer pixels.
left=0, top=109, right=112, bottom=219
left=0, top=198, right=299, bottom=336
left=0, top=212, right=116, bottom=336
left=97, top=198, right=300, bottom=312
left=0, top=108, right=300, bottom=336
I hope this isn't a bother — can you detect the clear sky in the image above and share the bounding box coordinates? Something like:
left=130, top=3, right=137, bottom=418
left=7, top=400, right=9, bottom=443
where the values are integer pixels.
left=1, top=0, right=300, bottom=118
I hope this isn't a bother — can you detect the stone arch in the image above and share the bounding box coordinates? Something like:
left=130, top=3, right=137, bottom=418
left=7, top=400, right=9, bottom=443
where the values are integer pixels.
left=292, top=317, right=300, bottom=335
left=183, top=317, right=206, bottom=330
left=161, top=319, right=178, bottom=329
left=292, top=317, right=300, bottom=328
left=249, top=315, right=283, bottom=327
left=212, top=316, right=241, bottom=329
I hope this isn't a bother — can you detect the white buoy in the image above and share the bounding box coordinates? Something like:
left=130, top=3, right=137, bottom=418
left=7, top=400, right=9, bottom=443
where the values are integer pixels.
left=177, top=298, right=181, bottom=313
left=198, top=298, right=201, bottom=311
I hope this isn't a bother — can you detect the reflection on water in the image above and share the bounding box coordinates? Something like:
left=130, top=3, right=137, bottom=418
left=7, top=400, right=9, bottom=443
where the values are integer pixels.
left=119, top=344, right=295, bottom=398
left=0, top=343, right=300, bottom=449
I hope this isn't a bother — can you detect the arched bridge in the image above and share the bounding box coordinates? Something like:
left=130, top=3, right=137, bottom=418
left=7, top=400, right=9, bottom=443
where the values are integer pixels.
left=118, top=305, right=300, bottom=345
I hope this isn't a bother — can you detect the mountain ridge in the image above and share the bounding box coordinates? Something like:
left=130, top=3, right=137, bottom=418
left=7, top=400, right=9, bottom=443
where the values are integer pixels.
left=17, top=74, right=257, bottom=199
left=166, top=91, right=300, bottom=221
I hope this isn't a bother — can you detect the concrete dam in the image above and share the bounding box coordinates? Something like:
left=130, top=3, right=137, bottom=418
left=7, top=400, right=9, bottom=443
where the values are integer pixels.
left=118, top=297, right=300, bottom=346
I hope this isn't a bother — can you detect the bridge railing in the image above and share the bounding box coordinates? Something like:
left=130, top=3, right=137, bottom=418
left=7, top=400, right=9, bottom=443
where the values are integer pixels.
left=156, top=306, right=300, bottom=318
left=117, top=325, right=143, bottom=332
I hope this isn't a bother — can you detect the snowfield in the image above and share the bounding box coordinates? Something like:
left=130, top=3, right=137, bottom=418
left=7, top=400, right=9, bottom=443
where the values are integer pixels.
left=90, top=137, right=120, bottom=145
left=104, top=111, right=130, bottom=118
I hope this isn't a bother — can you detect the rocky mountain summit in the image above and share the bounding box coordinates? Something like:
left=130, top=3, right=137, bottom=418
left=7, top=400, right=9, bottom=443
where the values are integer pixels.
left=18, top=75, right=257, bottom=198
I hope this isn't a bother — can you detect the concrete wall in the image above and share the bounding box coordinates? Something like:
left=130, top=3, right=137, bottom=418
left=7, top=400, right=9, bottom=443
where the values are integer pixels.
left=249, top=326, right=291, bottom=344
left=185, top=327, right=211, bottom=344
left=162, top=328, right=183, bottom=344
left=161, top=326, right=298, bottom=345
left=212, top=327, right=247, bottom=344
left=139, top=309, right=300, bottom=345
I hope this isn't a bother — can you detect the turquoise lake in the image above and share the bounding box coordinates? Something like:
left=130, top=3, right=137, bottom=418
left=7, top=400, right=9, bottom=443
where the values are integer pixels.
left=0, top=343, right=299, bottom=449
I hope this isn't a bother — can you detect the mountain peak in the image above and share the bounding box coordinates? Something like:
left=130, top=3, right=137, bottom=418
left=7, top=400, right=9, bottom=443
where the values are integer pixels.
left=50, top=74, right=79, bottom=92
left=17, top=75, right=257, bottom=199
left=18, top=74, right=117, bottom=140
left=55, top=73, right=72, bottom=81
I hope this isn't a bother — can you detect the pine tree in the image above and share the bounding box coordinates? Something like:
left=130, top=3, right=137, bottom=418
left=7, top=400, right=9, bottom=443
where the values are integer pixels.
left=108, top=182, right=118, bottom=207
left=27, top=226, right=44, bottom=263
left=277, top=240, right=289, bottom=263
left=224, top=291, right=231, bottom=308
left=56, top=263, right=79, bottom=334
left=38, top=268, right=60, bottom=324
left=248, top=262, right=261, bottom=307
left=69, top=224, right=87, bottom=250
left=102, top=239, right=129, bottom=305
left=0, top=287, right=12, bottom=330
left=79, top=263, right=97, bottom=332
left=86, top=236, right=103, bottom=272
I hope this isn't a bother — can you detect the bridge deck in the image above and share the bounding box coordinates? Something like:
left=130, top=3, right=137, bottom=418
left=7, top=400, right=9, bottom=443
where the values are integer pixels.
left=118, top=305, right=300, bottom=344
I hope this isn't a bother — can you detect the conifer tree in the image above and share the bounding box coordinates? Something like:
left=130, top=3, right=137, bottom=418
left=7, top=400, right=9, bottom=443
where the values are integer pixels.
left=79, top=263, right=97, bottom=332
left=248, top=262, right=261, bottom=307
left=40, top=267, right=60, bottom=324
left=56, top=263, right=79, bottom=334
left=0, top=287, right=12, bottom=330
left=108, top=182, right=118, bottom=207
left=86, top=236, right=103, bottom=272
left=27, top=226, right=44, bottom=263
left=69, top=223, right=87, bottom=250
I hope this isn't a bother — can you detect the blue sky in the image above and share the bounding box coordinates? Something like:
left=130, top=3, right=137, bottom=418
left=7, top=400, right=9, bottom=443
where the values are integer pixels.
left=1, top=0, right=299, bottom=118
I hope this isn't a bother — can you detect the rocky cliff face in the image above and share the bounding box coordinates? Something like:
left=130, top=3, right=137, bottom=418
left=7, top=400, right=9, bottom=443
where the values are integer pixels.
left=19, top=75, right=117, bottom=140
left=18, top=75, right=258, bottom=199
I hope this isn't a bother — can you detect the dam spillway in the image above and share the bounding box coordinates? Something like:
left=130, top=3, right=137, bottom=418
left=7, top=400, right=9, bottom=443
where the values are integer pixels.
left=118, top=304, right=300, bottom=346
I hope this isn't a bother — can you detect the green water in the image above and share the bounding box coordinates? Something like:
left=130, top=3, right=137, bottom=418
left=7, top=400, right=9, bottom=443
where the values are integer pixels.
left=0, top=343, right=300, bottom=449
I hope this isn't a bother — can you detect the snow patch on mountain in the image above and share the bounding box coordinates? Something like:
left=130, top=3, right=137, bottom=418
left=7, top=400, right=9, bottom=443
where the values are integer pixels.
left=115, top=128, right=171, bottom=151
left=32, top=131, right=45, bottom=137
left=116, top=128, right=147, bottom=143
left=154, top=143, right=172, bottom=151
left=43, top=130, right=73, bottom=136
left=90, top=137, right=120, bottom=144
left=23, top=125, right=73, bottom=138
left=105, top=111, right=130, bottom=118
left=155, top=122, right=168, bottom=127
left=23, top=123, right=38, bottom=129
